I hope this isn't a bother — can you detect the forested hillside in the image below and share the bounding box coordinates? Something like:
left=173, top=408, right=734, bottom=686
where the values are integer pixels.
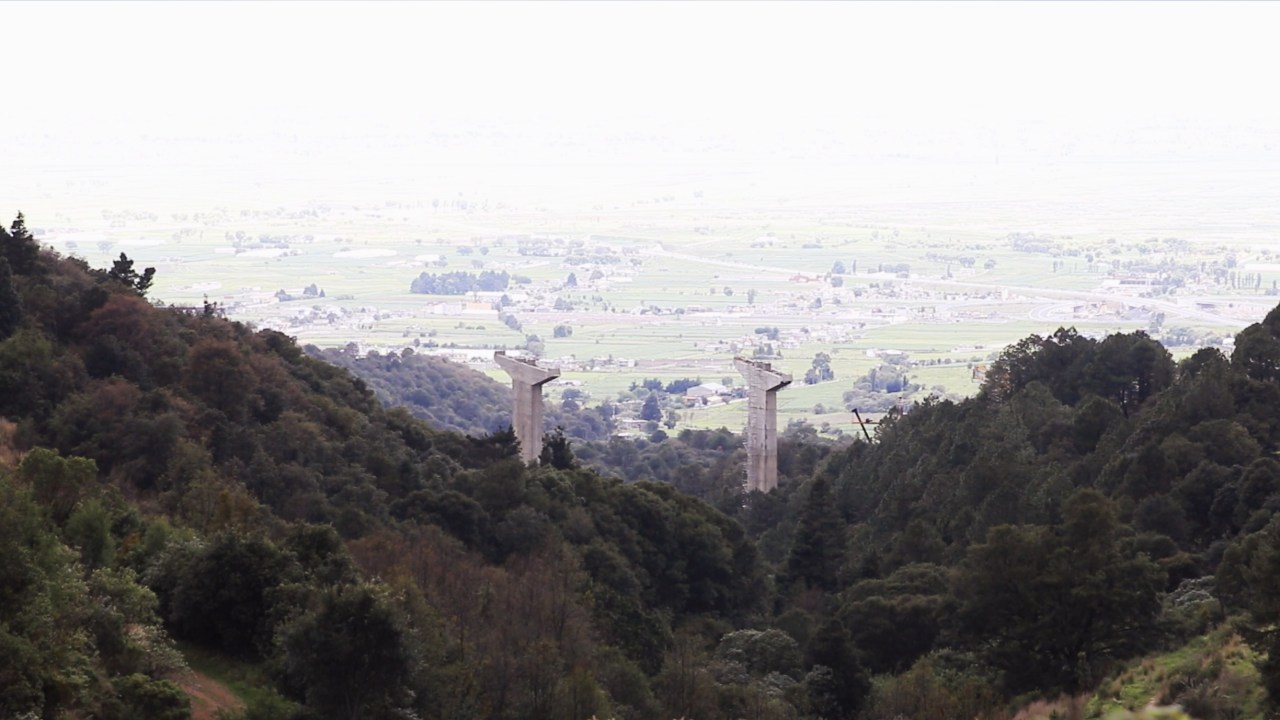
left=0, top=215, right=763, bottom=719
left=4, top=211, right=1280, bottom=719
left=309, top=346, right=617, bottom=441
left=305, top=346, right=511, bottom=436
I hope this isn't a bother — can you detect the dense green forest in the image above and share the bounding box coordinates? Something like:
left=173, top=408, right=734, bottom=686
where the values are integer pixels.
left=3, top=211, right=1280, bottom=719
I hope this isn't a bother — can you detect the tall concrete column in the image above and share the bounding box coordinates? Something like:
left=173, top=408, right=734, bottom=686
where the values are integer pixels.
left=495, top=351, right=561, bottom=464
left=734, top=358, right=792, bottom=493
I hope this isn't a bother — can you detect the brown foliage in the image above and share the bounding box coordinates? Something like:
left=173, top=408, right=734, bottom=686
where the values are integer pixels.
left=0, top=418, right=20, bottom=468
left=348, top=525, right=602, bottom=719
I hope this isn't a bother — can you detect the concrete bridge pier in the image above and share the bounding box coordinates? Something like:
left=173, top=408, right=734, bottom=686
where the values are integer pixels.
left=495, top=352, right=561, bottom=464
left=734, top=358, right=792, bottom=493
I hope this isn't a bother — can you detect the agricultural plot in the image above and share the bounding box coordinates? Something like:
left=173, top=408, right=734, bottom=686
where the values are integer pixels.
left=7, top=145, right=1279, bottom=436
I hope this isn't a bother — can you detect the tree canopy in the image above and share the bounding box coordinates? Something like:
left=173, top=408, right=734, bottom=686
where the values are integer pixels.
left=4, top=212, right=1280, bottom=718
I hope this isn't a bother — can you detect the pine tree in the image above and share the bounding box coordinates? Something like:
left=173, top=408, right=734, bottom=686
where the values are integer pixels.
left=109, top=253, right=138, bottom=286
left=107, top=252, right=157, bottom=297
left=1, top=212, right=39, bottom=275
left=783, top=476, right=846, bottom=593
left=136, top=266, right=156, bottom=296
left=806, top=617, right=870, bottom=718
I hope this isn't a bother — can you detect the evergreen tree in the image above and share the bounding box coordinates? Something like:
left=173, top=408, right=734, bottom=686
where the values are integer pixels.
left=1, top=212, right=39, bottom=275
left=107, top=253, right=156, bottom=297
left=1218, top=516, right=1280, bottom=709
left=640, top=394, right=662, bottom=422
left=954, top=490, right=1165, bottom=694
left=0, top=257, right=21, bottom=340
left=805, top=617, right=870, bottom=718
left=540, top=427, right=576, bottom=469
left=10, top=212, right=28, bottom=239
left=784, top=476, right=846, bottom=593
left=1233, top=322, right=1280, bottom=382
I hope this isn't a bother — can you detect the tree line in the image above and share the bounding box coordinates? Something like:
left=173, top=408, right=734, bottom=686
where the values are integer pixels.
left=409, top=270, right=510, bottom=295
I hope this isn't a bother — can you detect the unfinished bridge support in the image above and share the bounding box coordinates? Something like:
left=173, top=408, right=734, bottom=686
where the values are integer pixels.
left=734, top=357, right=792, bottom=493
left=495, top=351, right=560, bottom=464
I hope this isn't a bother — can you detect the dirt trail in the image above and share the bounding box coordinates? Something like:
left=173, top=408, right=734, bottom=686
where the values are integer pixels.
left=177, top=670, right=245, bottom=720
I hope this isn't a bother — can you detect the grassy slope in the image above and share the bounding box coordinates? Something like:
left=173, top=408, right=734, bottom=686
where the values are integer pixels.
left=1012, top=624, right=1265, bottom=720
left=1088, top=626, right=1263, bottom=719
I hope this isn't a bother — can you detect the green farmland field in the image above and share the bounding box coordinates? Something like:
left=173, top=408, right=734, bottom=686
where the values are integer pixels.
left=6, top=146, right=1277, bottom=437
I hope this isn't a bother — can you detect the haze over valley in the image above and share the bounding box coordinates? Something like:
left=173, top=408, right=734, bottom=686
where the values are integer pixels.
left=7, top=2, right=1280, bottom=437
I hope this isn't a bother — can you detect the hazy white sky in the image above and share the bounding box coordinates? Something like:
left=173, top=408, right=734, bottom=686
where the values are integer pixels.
left=8, top=0, right=1278, bottom=145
